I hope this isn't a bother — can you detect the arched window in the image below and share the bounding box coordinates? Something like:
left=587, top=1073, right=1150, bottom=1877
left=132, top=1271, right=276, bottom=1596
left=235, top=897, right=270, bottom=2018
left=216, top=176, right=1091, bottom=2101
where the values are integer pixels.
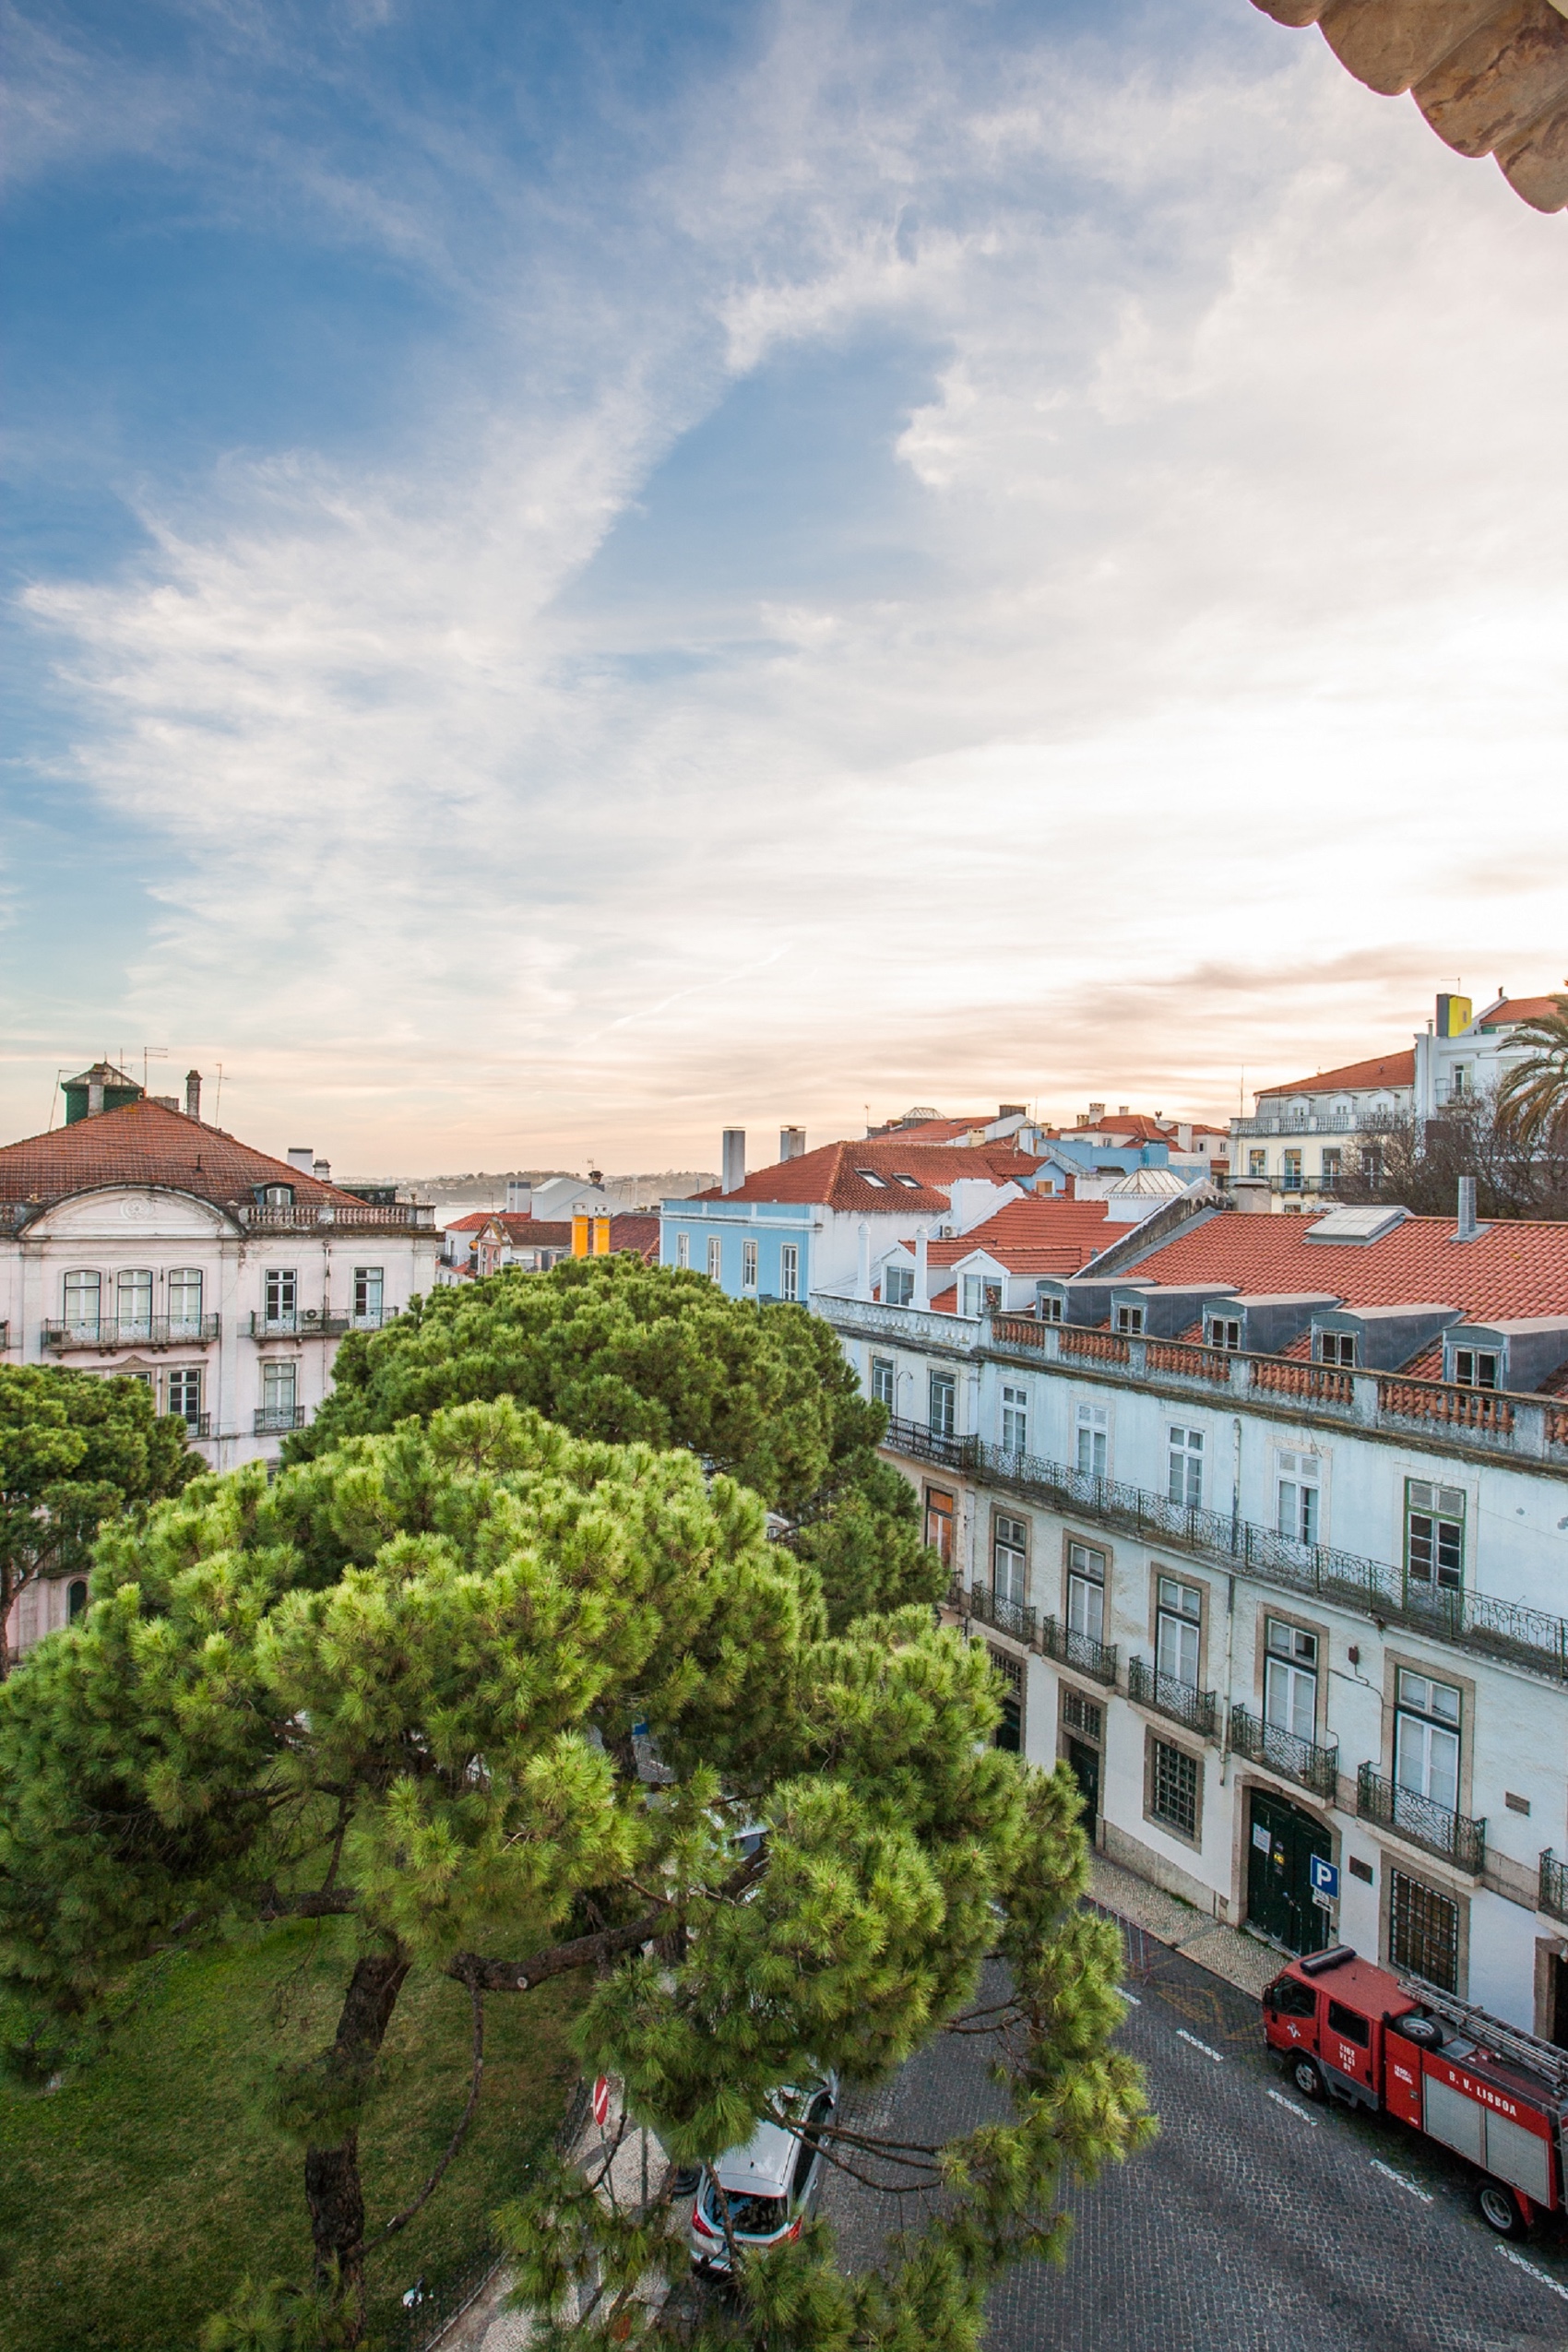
left=67, top=1580, right=89, bottom=1621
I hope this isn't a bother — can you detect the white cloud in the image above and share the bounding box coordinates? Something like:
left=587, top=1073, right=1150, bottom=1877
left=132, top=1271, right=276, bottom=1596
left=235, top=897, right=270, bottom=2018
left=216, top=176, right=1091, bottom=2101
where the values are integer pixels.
left=7, top=0, right=1567, bottom=1168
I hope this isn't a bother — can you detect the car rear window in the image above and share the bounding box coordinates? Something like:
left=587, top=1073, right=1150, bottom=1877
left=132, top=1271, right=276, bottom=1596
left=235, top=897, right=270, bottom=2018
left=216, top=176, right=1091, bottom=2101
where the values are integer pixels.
left=704, top=2180, right=788, bottom=2237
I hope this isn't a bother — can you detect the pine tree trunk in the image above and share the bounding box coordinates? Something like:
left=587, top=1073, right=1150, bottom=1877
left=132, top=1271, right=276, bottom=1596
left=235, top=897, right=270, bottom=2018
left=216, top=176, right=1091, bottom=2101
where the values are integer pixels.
left=304, top=1948, right=411, bottom=2335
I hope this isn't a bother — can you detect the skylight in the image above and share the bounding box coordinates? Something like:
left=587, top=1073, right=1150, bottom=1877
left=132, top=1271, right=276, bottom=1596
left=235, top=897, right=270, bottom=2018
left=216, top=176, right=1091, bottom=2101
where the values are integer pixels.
left=891, top=1173, right=923, bottom=1189
left=1303, top=1205, right=1409, bottom=1245
left=854, top=1170, right=889, bottom=1188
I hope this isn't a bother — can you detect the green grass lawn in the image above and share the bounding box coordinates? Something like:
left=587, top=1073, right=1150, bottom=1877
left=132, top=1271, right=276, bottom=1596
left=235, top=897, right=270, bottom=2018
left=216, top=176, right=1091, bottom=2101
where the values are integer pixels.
left=0, top=1920, right=581, bottom=2352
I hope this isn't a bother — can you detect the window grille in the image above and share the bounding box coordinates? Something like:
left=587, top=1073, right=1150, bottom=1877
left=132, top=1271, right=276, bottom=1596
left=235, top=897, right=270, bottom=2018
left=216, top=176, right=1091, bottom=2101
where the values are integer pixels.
left=1388, top=1870, right=1459, bottom=1992
left=1062, top=1685, right=1102, bottom=1742
left=1150, top=1738, right=1199, bottom=1841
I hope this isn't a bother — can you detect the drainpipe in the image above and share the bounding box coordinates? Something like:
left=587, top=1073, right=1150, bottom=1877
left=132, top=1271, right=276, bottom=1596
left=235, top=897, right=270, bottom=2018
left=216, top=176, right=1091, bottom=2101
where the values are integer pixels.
left=1218, top=1414, right=1241, bottom=1921
left=856, top=1220, right=872, bottom=1302
left=913, top=1227, right=931, bottom=1311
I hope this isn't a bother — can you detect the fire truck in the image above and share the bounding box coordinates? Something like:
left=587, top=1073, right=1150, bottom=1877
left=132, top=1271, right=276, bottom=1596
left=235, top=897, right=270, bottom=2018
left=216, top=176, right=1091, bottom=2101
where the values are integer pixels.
left=1262, top=1944, right=1568, bottom=2239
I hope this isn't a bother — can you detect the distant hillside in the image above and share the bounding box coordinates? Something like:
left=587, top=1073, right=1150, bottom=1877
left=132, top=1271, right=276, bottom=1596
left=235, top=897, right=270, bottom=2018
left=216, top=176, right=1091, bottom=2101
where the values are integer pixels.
left=351, top=1170, right=719, bottom=1218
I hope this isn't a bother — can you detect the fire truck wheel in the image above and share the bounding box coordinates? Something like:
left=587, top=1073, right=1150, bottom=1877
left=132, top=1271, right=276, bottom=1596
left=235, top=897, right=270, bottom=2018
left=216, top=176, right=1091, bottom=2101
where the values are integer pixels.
left=1477, top=2182, right=1526, bottom=2239
left=1290, top=2056, right=1325, bottom=2102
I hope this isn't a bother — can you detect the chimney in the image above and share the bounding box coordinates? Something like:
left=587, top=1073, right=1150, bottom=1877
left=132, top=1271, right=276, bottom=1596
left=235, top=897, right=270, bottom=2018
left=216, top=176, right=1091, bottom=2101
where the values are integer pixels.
left=505, top=1180, right=531, bottom=1215
left=1117, top=1105, right=1129, bottom=1116
left=856, top=1220, right=872, bottom=1302
left=913, top=1229, right=931, bottom=1311
left=287, top=1147, right=314, bottom=1175
left=722, top=1130, right=746, bottom=1194
left=1455, top=1175, right=1479, bottom=1242
left=185, top=1069, right=202, bottom=1119
left=779, top=1125, right=806, bottom=1161
left=1088, top=1102, right=1105, bottom=1122
left=314, top=1157, right=331, bottom=1183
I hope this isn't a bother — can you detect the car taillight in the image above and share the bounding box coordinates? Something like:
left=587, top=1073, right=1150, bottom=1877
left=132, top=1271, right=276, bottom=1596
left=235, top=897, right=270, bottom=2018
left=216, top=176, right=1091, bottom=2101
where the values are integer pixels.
left=784, top=2221, right=802, bottom=2241
left=692, top=2205, right=717, bottom=2237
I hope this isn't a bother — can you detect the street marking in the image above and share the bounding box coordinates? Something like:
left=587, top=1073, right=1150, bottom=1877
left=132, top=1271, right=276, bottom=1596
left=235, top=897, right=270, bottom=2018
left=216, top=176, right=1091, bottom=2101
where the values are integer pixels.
left=1265, top=2088, right=1319, bottom=2127
left=1369, top=2158, right=1432, bottom=2204
left=1175, top=2028, right=1225, bottom=2062
left=1118, top=1990, right=1141, bottom=2005
left=1497, top=2246, right=1568, bottom=2302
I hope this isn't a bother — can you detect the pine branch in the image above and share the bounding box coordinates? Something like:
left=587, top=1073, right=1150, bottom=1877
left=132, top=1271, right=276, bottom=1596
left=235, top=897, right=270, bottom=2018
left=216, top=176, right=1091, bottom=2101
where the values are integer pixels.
left=449, top=1905, right=669, bottom=1993
left=368, top=1979, right=485, bottom=2248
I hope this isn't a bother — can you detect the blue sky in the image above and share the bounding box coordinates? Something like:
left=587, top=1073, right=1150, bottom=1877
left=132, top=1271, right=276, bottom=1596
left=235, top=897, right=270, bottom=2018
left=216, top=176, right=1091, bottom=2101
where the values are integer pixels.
left=3, top=0, right=1565, bottom=1172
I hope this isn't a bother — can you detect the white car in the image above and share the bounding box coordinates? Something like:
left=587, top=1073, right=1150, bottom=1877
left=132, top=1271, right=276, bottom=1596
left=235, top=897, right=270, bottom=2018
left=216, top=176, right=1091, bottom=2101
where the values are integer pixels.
left=687, top=2076, right=837, bottom=2275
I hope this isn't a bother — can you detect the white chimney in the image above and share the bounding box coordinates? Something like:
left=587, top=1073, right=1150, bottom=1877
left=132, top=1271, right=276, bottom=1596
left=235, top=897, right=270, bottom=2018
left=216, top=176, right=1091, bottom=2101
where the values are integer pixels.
left=505, top=1180, right=531, bottom=1214
left=780, top=1126, right=806, bottom=1161
left=913, top=1228, right=931, bottom=1311
left=185, top=1069, right=202, bottom=1119
left=287, top=1147, right=313, bottom=1174
left=722, top=1130, right=746, bottom=1194
left=1456, top=1175, right=1479, bottom=1241
left=314, top=1157, right=331, bottom=1183
left=856, top=1221, right=872, bottom=1302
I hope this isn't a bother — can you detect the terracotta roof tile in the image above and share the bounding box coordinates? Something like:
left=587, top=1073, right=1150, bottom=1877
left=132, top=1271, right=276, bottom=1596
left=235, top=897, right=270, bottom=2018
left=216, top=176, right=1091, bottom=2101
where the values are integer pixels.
left=0, top=1100, right=374, bottom=1216
left=1479, top=994, right=1562, bottom=1029
left=692, top=1138, right=1039, bottom=1217
left=1258, top=1050, right=1415, bottom=1099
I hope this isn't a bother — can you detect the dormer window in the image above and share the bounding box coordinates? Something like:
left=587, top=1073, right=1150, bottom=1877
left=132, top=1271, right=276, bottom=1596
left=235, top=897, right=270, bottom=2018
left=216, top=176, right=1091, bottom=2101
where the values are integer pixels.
left=1039, top=1295, right=1063, bottom=1324
left=1206, top=1315, right=1241, bottom=1351
left=884, top=1265, right=914, bottom=1305
left=1451, top=1347, right=1499, bottom=1390
left=259, top=1182, right=294, bottom=1206
left=1316, top=1330, right=1357, bottom=1368
left=1114, top=1304, right=1145, bottom=1336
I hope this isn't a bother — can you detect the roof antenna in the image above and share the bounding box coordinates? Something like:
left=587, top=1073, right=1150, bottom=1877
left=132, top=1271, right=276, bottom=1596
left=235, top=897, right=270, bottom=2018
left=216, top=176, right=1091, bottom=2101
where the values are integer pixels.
left=214, top=1063, right=224, bottom=1125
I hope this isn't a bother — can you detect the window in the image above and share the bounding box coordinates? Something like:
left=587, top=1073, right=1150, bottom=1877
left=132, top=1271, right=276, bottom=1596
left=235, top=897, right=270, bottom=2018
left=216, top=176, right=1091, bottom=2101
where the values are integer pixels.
left=707, top=1235, right=723, bottom=1282
left=1167, top=1426, right=1204, bottom=1508
left=1248, top=1150, right=1266, bottom=1178
left=1206, top=1315, right=1241, bottom=1351
left=780, top=1243, right=799, bottom=1302
left=1038, top=1293, right=1063, bottom=1324
left=742, top=1239, right=758, bottom=1292
left=1265, top=1619, right=1318, bottom=1740
left=1271, top=1977, right=1316, bottom=2020
left=1451, top=1348, right=1498, bottom=1390
left=1001, top=1384, right=1028, bottom=1454
left=1067, top=1540, right=1106, bottom=1645
left=891, top=1173, right=923, bottom=1191
left=1395, top=1669, right=1461, bottom=1813
left=990, top=1648, right=1023, bottom=1752
left=1326, top=2001, right=1370, bottom=2049
left=64, top=1270, right=101, bottom=1335
left=1388, top=1870, right=1459, bottom=1992
left=928, top=1372, right=956, bottom=1439
left=260, top=1182, right=293, bottom=1206
left=168, top=1268, right=203, bottom=1331
left=675, top=1232, right=690, bottom=1270
left=1075, top=1404, right=1108, bottom=1479
left=1277, top=1452, right=1320, bottom=1545
left=1316, top=1330, right=1357, bottom=1368
left=265, top=1268, right=298, bottom=1328
left=1114, top=1303, right=1145, bottom=1336
left=353, top=1266, right=384, bottom=1325
left=261, top=1360, right=298, bottom=1420
left=166, top=1366, right=204, bottom=1428
left=1157, top=1575, right=1202, bottom=1687
left=1321, top=1148, right=1342, bottom=1182
left=117, top=1269, right=153, bottom=1336
left=885, top=1265, right=914, bottom=1305
left=854, top=1169, right=889, bottom=1188
left=923, top=1486, right=955, bottom=1568
left=993, top=1515, right=1028, bottom=1606
left=67, top=1578, right=89, bottom=1621
left=1061, top=1685, right=1102, bottom=1741
left=870, top=1356, right=896, bottom=1408
left=1149, top=1737, right=1200, bottom=1841
left=962, top=1275, right=1002, bottom=1317
left=1406, top=1481, right=1464, bottom=1590
left=1281, top=1149, right=1302, bottom=1191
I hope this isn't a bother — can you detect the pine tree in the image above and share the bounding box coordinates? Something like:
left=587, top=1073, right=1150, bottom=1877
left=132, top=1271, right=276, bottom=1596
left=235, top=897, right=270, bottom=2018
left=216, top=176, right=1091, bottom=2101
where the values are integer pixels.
left=0, top=1400, right=1148, bottom=2348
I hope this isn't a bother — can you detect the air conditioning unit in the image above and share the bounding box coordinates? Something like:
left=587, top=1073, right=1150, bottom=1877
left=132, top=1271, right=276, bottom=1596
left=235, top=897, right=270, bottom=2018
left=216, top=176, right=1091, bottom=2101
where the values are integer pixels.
left=302, top=1308, right=321, bottom=1324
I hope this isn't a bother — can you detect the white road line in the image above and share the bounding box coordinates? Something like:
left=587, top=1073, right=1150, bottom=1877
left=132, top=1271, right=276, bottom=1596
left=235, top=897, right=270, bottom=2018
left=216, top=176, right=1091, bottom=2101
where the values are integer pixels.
left=1174, top=2028, right=1225, bottom=2062
left=1498, top=2245, right=1568, bottom=2302
left=1368, top=2158, right=1433, bottom=2204
left=1265, top=2087, right=1319, bottom=2127
left=1118, top=1990, right=1142, bottom=2005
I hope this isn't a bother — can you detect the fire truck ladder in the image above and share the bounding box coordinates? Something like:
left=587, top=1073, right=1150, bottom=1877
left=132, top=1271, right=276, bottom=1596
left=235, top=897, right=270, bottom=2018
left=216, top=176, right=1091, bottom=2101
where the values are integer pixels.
left=1399, top=1974, right=1568, bottom=2101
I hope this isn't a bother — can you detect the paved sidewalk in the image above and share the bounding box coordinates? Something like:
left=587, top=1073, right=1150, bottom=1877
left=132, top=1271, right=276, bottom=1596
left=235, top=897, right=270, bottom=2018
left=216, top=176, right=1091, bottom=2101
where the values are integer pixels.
left=1088, top=1851, right=1283, bottom=1999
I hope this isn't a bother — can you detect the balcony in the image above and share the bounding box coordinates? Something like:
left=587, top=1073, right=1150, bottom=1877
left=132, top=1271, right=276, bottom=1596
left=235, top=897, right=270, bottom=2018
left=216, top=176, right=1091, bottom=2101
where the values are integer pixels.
left=884, top=1414, right=972, bottom=1472
left=1039, top=1617, right=1119, bottom=1687
left=1230, top=1111, right=1362, bottom=1137
left=1229, top=1706, right=1340, bottom=1800
left=254, top=1405, right=307, bottom=1436
left=1356, top=1765, right=1486, bottom=1874
left=42, top=1315, right=220, bottom=1353
left=240, top=1200, right=434, bottom=1232
left=172, top=1413, right=213, bottom=1440
left=1539, top=1851, right=1568, bottom=1924
left=957, top=1582, right=1037, bottom=1645
left=1127, top=1657, right=1218, bottom=1740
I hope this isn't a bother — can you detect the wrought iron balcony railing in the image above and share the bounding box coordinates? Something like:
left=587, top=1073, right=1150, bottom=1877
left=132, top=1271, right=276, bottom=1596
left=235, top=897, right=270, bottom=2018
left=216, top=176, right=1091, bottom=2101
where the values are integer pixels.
left=1127, top=1657, right=1218, bottom=1740
left=1356, top=1765, right=1486, bottom=1874
left=172, top=1413, right=213, bottom=1440
left=884, top=1415, right=971, bottom=1471
left=962, top=1585, right=1037, bottom=1645
left=1539, top=1851, right=1568, bottom=1924
left=254, top=1405, right=307, bottom=1435
left=1229, top=1706, right=1340, bottom=1800
left=42, top=1315, right=221, bottom=1352
left=1039, top=1617, right=1119, bottom=1687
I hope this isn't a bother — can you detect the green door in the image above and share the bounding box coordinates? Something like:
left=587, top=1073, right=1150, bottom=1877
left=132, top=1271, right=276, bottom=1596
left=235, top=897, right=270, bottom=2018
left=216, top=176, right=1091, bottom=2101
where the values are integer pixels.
left=1246, top=1788, right=1330, bottom=1956
left=1066, top=1738, right=1099, bottom=1841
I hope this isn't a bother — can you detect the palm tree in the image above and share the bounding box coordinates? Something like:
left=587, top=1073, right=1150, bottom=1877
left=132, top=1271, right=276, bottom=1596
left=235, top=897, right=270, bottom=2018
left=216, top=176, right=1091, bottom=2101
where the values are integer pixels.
left=1495, top=989, right=1568, bottom=1148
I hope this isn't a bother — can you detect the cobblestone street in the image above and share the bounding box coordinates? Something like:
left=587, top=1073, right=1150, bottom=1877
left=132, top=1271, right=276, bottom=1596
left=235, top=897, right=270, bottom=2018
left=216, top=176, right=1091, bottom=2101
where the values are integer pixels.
left=821, top=1926, right=1568, bottom=2351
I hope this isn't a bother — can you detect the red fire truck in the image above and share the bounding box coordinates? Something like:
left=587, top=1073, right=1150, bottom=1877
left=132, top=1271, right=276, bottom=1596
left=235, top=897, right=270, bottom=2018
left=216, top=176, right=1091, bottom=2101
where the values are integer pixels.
left=1262, top=1944, right=1568, bottom=2239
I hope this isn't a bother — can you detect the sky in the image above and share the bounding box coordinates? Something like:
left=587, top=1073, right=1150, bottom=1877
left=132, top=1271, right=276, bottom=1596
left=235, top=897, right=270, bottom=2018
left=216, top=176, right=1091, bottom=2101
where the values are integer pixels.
left=2, top=0, right=1565, bottom=1177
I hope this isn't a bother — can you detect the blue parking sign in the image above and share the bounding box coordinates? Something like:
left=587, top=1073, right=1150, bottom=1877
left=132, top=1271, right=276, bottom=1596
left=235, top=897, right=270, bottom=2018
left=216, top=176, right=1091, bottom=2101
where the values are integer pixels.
left=1309, top=1856, right=1339, bottom=1901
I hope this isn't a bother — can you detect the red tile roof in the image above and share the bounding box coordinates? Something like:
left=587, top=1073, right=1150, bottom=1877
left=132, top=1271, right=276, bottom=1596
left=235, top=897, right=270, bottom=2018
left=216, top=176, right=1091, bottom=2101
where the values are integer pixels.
left=445, top=1210, right=497, bottom=1232
left=1257, top=1050, right=1415, bottom=1100
left=1479, top=994, right=1562, bottom=1029
left=501, top=1216, right=574, bottom=1246
left=1075, top=1113, right=1172, bottom=1144
left=0, top=1100, right=372, bottom=1215
left=608, top=1213, right=660, bottom=1262
left=1125, top=1207, right=1568, bottom=1329
left=693, top=1138, right=1039, bottom=1217
left=922, top=1196, right=1112, bottom=1275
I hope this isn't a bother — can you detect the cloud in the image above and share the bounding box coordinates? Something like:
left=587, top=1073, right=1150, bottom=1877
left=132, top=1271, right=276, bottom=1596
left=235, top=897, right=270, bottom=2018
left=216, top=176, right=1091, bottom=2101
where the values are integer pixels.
left=5, top=0, right=1567, bottom=1168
